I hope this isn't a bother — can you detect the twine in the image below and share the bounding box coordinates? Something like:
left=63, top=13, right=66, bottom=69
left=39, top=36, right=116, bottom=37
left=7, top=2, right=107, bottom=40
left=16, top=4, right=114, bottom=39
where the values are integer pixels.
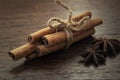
left=47, top=0, right=91, bottom=48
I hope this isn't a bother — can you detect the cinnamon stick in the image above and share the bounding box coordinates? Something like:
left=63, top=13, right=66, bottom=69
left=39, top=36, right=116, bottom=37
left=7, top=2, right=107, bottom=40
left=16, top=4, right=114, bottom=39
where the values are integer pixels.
left=42, top=18, right=102, bottom=47
left=25, top=28, right=95, bottom=60
left=8, top=43, right=37, bottom=61
left=28, top=11, right=92, bottom=43
left=72, top=11, right=92, bottom=22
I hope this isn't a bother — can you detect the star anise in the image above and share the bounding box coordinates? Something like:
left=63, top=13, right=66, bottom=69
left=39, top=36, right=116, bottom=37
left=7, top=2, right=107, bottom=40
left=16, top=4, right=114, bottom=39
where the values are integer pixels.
left=92, top=37, right=120, bottom=58
left=80, top=45, right=107, bottom=67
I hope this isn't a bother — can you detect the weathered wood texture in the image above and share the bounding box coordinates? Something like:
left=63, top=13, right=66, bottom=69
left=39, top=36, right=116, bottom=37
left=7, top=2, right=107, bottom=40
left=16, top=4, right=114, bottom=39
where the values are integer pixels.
left=0, top=0, right=120, bottom=80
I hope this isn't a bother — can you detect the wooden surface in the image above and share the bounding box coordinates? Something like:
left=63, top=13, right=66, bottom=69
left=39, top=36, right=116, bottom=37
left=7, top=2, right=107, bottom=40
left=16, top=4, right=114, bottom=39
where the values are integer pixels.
left=0, top=0, right=120, bottom=80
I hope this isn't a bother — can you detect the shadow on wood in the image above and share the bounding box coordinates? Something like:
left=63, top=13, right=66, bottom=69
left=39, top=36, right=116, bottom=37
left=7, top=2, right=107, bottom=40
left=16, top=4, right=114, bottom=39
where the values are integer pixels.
left=9, top=36, right=95, bottom=74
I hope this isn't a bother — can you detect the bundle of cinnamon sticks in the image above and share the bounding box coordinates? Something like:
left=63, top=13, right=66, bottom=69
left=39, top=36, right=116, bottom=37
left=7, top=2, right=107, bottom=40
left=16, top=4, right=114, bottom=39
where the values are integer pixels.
left=8, top=11, right=103, bottom=61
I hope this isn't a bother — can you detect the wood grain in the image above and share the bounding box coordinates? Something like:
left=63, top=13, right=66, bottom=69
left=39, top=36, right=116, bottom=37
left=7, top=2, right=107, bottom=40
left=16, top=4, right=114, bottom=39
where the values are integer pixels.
left=0, top=0, right=120, bottom=80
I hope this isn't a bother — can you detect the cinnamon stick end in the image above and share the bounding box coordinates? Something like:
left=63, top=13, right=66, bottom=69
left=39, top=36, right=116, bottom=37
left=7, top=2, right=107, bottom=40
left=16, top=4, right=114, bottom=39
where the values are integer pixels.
left=25, top=49, right=40, bottom=60
left=28, top=35, right=33, bottom=43
left=8, top=52, right=17, bottom=61
left=41, top=37, right=49, bottom=47
left=86, top=11, right=92, bottom=18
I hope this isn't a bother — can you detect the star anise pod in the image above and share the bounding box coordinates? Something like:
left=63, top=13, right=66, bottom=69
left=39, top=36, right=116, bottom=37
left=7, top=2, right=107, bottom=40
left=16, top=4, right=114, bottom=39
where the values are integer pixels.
left=92, top=37, right=120, bottom=58
left=80, top=45, right=107, bottom=67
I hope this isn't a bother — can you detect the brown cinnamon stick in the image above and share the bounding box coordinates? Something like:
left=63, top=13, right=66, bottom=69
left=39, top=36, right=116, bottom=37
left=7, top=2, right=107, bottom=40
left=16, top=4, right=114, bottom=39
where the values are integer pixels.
left=25, top=28, right=95, bottom=60
left=8, top=43, right=37, bottom=61
left=28, top=11, right=92, bottom=43
left=72, top=11, right=92, bottom=22
left=42, top=18, right=102, bottom=47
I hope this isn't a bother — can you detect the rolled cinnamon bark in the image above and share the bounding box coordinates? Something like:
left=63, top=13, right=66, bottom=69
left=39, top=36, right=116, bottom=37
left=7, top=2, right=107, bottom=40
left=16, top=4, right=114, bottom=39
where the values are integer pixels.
left=28, top=27, right=55, bottom=44
left=72, top=11, right=92, bottom=22
left=25, top=28, right=95, bottom=60
left=42, top=18, right=102, bottom=47
left=8, top=43, right=37, bottom=61
left=28, top=11, right=92, bottom=43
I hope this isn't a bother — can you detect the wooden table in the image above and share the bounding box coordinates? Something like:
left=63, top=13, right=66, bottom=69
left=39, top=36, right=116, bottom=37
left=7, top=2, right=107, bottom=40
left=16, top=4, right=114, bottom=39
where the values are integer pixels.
left=0, top=0, right=120, bottom=79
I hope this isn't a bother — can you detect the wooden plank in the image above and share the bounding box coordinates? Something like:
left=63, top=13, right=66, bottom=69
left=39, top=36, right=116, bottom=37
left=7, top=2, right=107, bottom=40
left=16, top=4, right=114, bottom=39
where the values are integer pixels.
left=0, top=0, right=120, bottom=80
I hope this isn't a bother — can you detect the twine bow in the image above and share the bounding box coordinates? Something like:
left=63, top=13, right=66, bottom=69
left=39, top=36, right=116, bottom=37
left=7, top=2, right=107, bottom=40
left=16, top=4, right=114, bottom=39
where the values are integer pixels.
left=47, top=0, right=91, bottom=48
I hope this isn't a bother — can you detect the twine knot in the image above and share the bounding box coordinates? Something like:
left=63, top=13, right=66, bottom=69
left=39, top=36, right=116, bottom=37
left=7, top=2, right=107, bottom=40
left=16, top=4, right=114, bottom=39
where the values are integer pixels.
left=47, top=0, right=91, bottom=48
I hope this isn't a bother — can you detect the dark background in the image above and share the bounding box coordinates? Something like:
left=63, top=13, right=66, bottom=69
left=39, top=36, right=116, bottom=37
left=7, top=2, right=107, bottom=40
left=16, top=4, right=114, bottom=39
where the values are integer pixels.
left=0, top=0, right=120, bottom=80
